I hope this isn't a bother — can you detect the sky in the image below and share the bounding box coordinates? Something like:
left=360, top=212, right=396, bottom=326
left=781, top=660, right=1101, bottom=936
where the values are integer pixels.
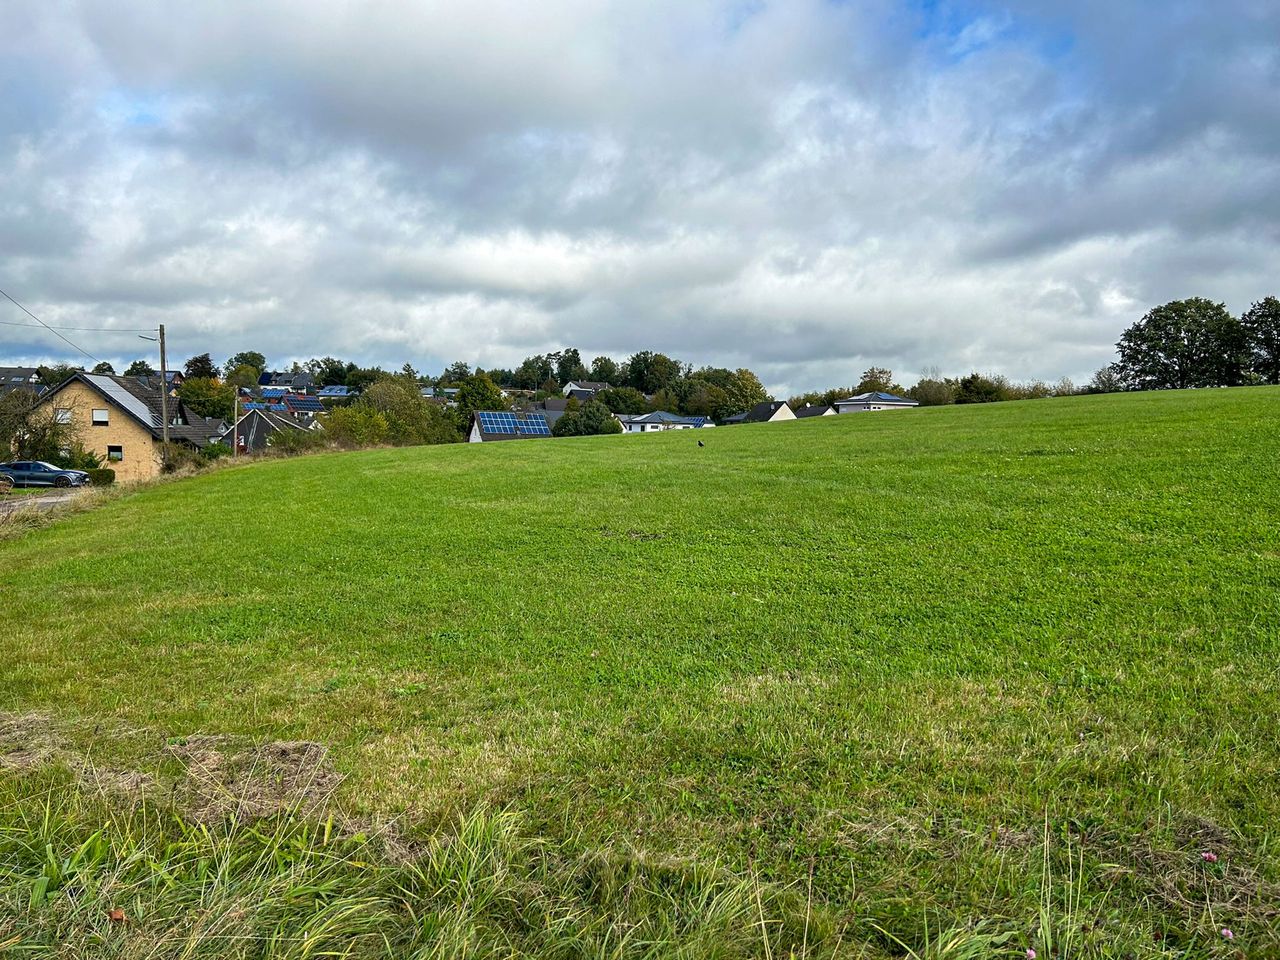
left=2, top=1, right=1277, bottom=396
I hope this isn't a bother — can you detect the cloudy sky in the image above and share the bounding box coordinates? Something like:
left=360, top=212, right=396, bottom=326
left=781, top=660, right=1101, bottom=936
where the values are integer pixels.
left=2, top=1, right=1277, bottom=395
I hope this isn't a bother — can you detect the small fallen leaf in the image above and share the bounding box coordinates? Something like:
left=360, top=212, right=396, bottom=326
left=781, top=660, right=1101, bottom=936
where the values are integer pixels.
left=108, top=907, right=126, bottom=923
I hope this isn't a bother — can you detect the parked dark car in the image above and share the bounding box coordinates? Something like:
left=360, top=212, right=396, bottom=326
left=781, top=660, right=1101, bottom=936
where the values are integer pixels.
left=0, top=461, right=91, bottom=488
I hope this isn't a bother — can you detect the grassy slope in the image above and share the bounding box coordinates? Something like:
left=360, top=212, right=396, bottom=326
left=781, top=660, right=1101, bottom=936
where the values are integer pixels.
left=3, top=388, right=1279, bottom=952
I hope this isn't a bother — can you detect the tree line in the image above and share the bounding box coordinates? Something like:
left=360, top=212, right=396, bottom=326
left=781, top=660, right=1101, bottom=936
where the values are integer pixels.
left=1110, top=296, right=1280, bottom=390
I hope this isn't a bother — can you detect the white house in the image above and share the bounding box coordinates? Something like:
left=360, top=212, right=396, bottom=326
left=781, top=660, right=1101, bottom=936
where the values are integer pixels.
left=614, top=411, right=714, bottom=433
left=562, top=380, right=608, bottom=397
left=832, top=391, right=919, bottom=413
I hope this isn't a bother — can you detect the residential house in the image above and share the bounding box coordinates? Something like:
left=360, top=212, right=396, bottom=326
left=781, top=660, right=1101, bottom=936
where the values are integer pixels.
left=421, top=386, right=460, bottom=404
left=258, top=370, right=315, bottom=393
left=135, top=370, right=184, bottom=396
left=721, top=401, right=795, bottom=425
left=528, top=397, right=571, bottom=427
left=794, top=404, right=836, bottom=418
left=0, top=367, right=43, bottom=398
left=832, top=391, right=919, bottom=413
left=316, top=385, right=353, bottom=400
left=35, top=373, right=223, bottom=483
left=219, top=408, right=312, bottom=453
left=615, top=411, right=713, bottom=433
left=468, top=411, right=553, bottom=443
left=562, top=380, right=608, bottom=398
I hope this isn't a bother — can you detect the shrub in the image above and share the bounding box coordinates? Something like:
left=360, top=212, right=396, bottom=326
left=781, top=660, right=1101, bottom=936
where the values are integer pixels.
left=202, top=441, right=232, bottom=462
left=321, top=406, right=389, bottom=448
left=553, top=400, right=623, bottom=437
left=86, top=468, right=115, bottom=486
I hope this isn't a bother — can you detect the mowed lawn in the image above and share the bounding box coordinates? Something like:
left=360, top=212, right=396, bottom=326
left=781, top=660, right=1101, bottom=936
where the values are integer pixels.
left=3, top=387, right=1279, bottom=952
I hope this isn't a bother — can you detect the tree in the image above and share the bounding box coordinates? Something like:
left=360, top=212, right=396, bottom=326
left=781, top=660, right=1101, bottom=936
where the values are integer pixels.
left=454, top=373, right=506, bottom=422
left=857, top=367, right=901, bottom=394
left=91, top=361, right=116, bottom=375
left=439, top=361, right=473, bottom=385
left=226, top=364, right=261, bottom=390
left=552, top=400, right=623, bottom=437
left=954, top=373, right=1007, bottom=404
left=1088, top=365, right=1123, bottom=394
left=1114, top=298, right=1243, bottom=390
left=304, top=356, right=353, bottom=387
left=1241, top=296, right=1280, bottom=384
left=590, top=356, right=619, bottom=385
left=183, top=353, right=219, bottom=379
left=36, top=363, right=81, bottom=388
left=2, top=393, right=85, bottom=464
left=322, top=406, right=389, bottom=448
left=555, top=348, right=588, bottom=386
left=513, top=355, right=553, bottom=390
left=177, top=377, right=235, bottom=421
left=346, top=367, right=390, bottom=394
left=361, top=379, right=459, bottom=445
left=907, top=371, right=956, bottom=406
left=223, top=351, right=266, bottom=378
left=124, top=359, right=156, bottom=378
left=595, top=386, right=650, bottom=414
left=625, top=351, right=682, bottom=394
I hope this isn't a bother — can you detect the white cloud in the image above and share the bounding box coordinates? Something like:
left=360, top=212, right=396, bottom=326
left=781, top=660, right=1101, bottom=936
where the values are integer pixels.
left=2, top=0, right=1278, bottom=397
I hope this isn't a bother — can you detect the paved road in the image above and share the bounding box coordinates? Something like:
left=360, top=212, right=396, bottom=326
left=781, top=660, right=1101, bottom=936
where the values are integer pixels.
left=0, top=491, right=82, bottom=516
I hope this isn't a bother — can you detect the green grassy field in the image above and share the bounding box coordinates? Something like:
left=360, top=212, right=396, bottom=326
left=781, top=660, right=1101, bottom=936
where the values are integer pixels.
left=2, top=388, right=1278, bottom=957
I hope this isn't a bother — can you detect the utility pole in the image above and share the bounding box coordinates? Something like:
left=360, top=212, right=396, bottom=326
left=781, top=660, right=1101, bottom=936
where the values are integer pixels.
left=158, top=323, right=170, bottom=463
left=232, top=390, right=239, bottom=457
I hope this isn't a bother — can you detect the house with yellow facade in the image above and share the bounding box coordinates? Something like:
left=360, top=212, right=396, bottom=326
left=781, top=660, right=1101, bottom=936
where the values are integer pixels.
left=35, top=373, right=224, bottom=483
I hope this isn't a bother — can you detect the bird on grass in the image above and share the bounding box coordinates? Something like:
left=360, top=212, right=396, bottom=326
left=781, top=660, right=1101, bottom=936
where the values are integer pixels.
left=697, top=440, right=705, bottom=447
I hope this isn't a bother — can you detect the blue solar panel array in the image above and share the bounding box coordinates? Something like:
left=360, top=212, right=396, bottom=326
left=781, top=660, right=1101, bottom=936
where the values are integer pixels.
left=478, top=412, right=551, bottom=436
left=286, top=395, right=325, bottom=412
left=269, top=403, right=288, bottom=412
left=243, top=402, right=266, bottom=410
left=688, top=417, right=707, bottom=428
left=261, top=388, right=287, bottom=398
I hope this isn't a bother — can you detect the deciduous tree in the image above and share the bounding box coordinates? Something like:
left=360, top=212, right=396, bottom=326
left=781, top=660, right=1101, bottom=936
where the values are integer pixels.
left=1241, top=296, right=1280, bottom=384
left=183, top=353, right=218, bottom=380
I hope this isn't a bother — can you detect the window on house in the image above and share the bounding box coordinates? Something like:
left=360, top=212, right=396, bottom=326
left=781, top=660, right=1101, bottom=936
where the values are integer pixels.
left=54, top=408, right=72, bottom=424
left=107, top=445, right=123, bottom=462
left=92, top=408, right=109, bottom=426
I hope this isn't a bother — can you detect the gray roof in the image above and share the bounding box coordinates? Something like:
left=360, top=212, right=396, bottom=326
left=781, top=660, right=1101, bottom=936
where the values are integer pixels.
left=794, top=404, right=833, bottom=418
left=835, top=391, right=918, bottom=405
left=727, top=400, right=790, bottom=423
left=0, top=367, right=40, bottom=382
left=219, top=408, right=307, bottom=450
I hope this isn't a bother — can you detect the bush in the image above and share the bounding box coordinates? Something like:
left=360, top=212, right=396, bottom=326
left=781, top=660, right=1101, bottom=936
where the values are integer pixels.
left=553, top=400, right=624, bottom=437
left=86, top=468, right=115, bottom=486
left=202, top=441, right=232, bottom=462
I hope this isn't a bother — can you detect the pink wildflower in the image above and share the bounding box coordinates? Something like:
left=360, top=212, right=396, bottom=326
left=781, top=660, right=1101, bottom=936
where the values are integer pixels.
left=1201, top=851, right=1219, bottom=863
left=1026, top=950, right=1037, bottom=959
left=1221, top=928, right=1234, bottom=940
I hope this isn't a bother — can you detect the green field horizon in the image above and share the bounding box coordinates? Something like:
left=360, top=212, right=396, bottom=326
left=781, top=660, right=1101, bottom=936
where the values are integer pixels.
left=3, top=387, right=1278, bottom=956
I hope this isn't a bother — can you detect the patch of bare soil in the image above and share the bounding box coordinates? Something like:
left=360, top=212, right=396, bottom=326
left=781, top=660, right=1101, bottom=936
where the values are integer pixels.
left=165, top=735, right=345, bottom=822
left=0, top=712, right=65, bottom=771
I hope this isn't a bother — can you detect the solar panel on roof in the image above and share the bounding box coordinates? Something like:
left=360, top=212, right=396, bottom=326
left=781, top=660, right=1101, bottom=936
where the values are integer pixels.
left=86, top=375, right=161, bottom=427
left=261, top=388, right=286, bottom=398
left=477, top=411, right=550, bottom=436
left=268, top=403, right=288, bottom=412
left=286, top=395, right=324, bottom=412
left=243, top=402, right=266, bottom=410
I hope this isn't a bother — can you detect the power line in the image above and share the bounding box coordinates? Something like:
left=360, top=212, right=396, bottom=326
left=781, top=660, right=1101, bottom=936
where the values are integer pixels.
left=0, top=318, right=157, bottom=333
left=0, top=285, right=107, bottom=363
